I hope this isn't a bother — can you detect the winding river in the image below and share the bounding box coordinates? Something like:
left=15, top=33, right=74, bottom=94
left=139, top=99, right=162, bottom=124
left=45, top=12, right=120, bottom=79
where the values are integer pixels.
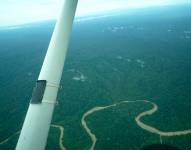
left=51, top=124, right=66, bottom=150
left=81, top=100, right=191, bottom=150
left=1, top=100, right=191, bottom=150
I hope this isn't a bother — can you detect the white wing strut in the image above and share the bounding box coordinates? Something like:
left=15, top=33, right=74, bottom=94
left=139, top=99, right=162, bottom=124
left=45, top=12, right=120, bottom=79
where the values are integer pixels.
left=16, top=0, right=78, bottom=149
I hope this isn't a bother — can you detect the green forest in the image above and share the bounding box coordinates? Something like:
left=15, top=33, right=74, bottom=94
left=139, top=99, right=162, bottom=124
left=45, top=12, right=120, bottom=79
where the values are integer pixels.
left=0, top=4, right=191, bottom=150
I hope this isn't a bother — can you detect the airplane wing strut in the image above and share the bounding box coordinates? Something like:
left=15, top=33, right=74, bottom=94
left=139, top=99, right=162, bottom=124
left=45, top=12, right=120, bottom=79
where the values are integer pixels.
left=16, top=0, right=78, bottom=149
